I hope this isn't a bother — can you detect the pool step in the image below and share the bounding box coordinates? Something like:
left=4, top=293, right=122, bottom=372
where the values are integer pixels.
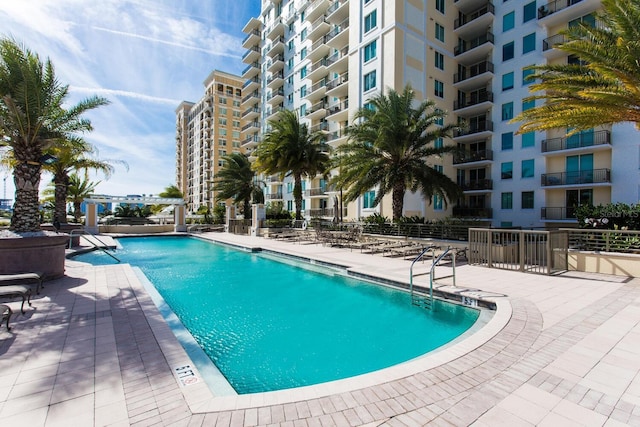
left=412, top=295, right=432, bottom=309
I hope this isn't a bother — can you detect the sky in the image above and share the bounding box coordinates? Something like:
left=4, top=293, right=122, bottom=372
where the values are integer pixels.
left=0, top=0, right=261, bottom=200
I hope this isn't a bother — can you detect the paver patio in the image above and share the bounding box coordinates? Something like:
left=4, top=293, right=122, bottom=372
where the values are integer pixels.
left=1, top=232, right=639, bottom=426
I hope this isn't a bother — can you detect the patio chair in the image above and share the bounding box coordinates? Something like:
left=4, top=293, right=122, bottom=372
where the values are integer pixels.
left=0, top=271, right=45, bottom=294
left=1, top=304, right=12, bottom=330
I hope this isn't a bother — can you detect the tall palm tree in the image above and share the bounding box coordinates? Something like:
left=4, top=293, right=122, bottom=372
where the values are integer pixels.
left=0, top=38, right=109, bottom=232
left=214, top=152, right=264, bottom=219
left=253, top=110, right=331, bottom=220
left=66, top=173, right=100, bottom=223
left=44, top=140, right=126, bottom=225
left=514, top=0, right=640, bottom=133
left=332, top=86, right=462, bottom=221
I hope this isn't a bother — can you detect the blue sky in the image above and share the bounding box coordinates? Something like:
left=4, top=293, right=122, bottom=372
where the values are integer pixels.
left=0, top=0, right=261, bottom=200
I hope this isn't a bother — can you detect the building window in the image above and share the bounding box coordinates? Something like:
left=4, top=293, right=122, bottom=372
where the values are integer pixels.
left=522, top=99, right=534, bottom=111
left=300, top=47, right=307, bottom=60
left=503, top=11, right=515, bottom=32
left=287, top=182, right=293, bottom=193
left=287, top=75, right=294, bottom=86
left=363, top=190, right=376, bottom=208
left=523, top=33, right=536, bottom=54
left=503, top=41, right=514, bottom=61
left=501, top=192, right=513, bottom=209
left=220, top=107, right=227, bottom=115
left=433, top=194, right=443, bottom=210
left=501, top=102, right=514, bottom=121
left=300, top=104, right=307, bottom=116
left=300, top=65, right=307, bottom=79
left=364, top=70, right=377, bottom=91
left=301, top=28, right=307, bottom=40
left=434, top=80, right=444, bottom=98
left=434, top=51, right=444, bottom=70
left=364, top=10, right=377, bottom=33
left=502, top=72, right=514, bottom=91
left=522, top=132, right=535, bottom=148
left=219, top=129, right=227, bottom=136
left=435, top=0, right=445, bottom=14
left=502, top=132, right=513, bottom=150
left=435, top=23, right=445, bottom=42
left=521, top=191, right=534, bottom=209
left=523, top=1, right=537, bottom=23
left=287, top=58, right=294, bottom=70
left=364, top=40, right=377, bottom=62
left=218, top=118, right=227, bottom=125
left=501, top=162, right=513, bottom=179
left=521, top=159, right=534, bottom=178
left=435, top=137, right=443, bottom=148
left=364, top=0, right=373, bottom=4
left=522, top=66, right=535, bottom=85
left=219, top=97, right=227, bottom=104
left=300, top=84, right=307, bottom=97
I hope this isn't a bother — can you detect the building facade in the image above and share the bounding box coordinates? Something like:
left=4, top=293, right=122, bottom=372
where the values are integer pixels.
left=238, top=0, right=637, bottom=228
left=176, top=71, right=245, bottom=213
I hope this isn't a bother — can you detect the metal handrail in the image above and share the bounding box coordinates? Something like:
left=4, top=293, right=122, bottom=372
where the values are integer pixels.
left=69, top=229, right=121, bottom=263
left=409, top=246, right=455, bottom=309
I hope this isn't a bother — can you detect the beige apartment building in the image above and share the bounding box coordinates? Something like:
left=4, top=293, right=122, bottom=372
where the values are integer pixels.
left=176, top=70, right=246, bottom=213
left=237, top=0, right=637, bottom=228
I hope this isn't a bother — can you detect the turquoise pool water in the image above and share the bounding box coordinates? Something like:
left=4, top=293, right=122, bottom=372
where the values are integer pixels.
left=77, top=236, right=479, bottom=394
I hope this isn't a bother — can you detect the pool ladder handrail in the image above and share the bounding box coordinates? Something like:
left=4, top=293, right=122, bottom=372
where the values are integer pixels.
left=409, top=246, right=455, bottom=308
left=69, top=229, right=121, bottom=263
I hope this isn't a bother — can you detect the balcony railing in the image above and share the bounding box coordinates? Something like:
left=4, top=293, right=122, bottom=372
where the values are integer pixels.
left=454, top=32, right=494, bottom=56
left=538, top=0, right=584, bottom=19
left=241, top=91, right=260, bottom=104
left=454, top=61, right=494, bottom=83
left=266, top=72, right=284, bottom=85
left=305, top=187, right=327, bottom=197
left=461, top=179, right=493, bottom=191
left=267, top=192, right=284, bottom=200
left=325, top=19, right=349, bottom=43
left=454, top=2, right=495, bottom=29
left=541, top=168, right=611, bottom=186
left=541, top=207, right=576, bottom=220
left=541, top=130, right=610, bottom=152
left=307, top=207, right=348, bottom=217
left=454, top=149, right=493, bottom=164
left=452, top=207, right=493, bottom=218
left=327, top=100, right=349, bottom=115
left=242, top=76, right=260, bottom=89
left=241, top=122, right=260, bottom=132
left=454, top=121, right=494, bottom=137
left=542, top=33, right=568, bottom=51
left=326, top=72, right=348, bottom=90
left=242, top=46, right=260, bottom=60
left=454, top=91, right=493, bottom=110
left=241, top=107, right=260, bottom=118
left=241, top=62, right=260, bottom=76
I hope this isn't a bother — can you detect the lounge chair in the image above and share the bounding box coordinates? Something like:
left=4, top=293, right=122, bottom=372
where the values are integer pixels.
left=0, top=271, right=45, bottom=293
left=1, top=304, right=12, bottom=330
left=0, top=285, right=33, bottom=314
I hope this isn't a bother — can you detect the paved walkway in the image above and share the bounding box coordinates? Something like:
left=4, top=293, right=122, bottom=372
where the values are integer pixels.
left=0, top=232, right=639, bottom=426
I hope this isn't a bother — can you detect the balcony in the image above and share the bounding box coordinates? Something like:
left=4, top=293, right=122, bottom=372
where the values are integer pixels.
left=453, top=60, right=493, bottom=91
left=461, top=179, right=493, bottom=191
left=266, top=36, right=285, bottom=57
left=453, top=91, right=493, bottom=113
left=241, top=121, right=260, bottom=132
left=452, top=207, right=493, bottom=218
left=305, top=187, right=327, bottom=197
left=267, top=192, right=284, bottom=200
left=309, top=121, right=329, bottom=133
left=308, top=57, right=329, bottom=81
left=242, top=46, right=261, bottom=64
left=326, top=128, right=348, bottom=145
left=454, top=32, right=494, bottom=64
left=241, top=106, right=260, bottom=120
left=326, top=99, right=349, bottom=121
left=538, top=0, right=593, bottom=24
left=541, top=130, right=611, bottom=153
left=307, top=79, right=328, bottom=101
left=265, top=18, right=285, bottom=41
left=242, top=29, right=261, bottom=49
left=266, top=87, right=285, bottom=104
left=541, top=207, right=577, bottom=221
left=306, top=0, right=330, bottom=23
left=453, top=149, right=493, bottom=165
left=241, top=91, right=260, bottom=107
left=541, top=168, right=611, bottom=186
left=326, top=46, right=349, bottom=74
left=266, top=54, right=285, bottom=73
left=266, top=71, right=284, bottom=89
left=454, top=3, right=495, bottom=37
left=326, top=0, right=349, bottom=24
left=308, top=16, right=330, bottom=41
left=307, top=101, right=327, bottom=120
left=242, top=76, right=260, bottom=92
left=326, top=72, right=348, bottom=97
left=267, top=105, right=285, bottom=121
left=241, top=62, right=260, bottom=80
left=453, top=120, right=493, bottom=139
left=242, top=17, right=262, bottom=34
left=309, top=36, right=330, bottom=61
left=325, top=19, right=349, bottom=48
left=242, top=135, right=261, bottom=148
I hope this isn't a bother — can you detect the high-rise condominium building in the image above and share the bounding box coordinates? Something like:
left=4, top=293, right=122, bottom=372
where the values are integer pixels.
left=176, top=70, right=245, bottom=213
left=240, top=0, right=637, bottom=228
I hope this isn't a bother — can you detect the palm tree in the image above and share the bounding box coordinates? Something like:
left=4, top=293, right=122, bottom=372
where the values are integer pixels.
left=514, top=0, right=640, bottom=133
left=66, top=173, right=100, bottom=223
left=253, top=110, right=331, bottom=220
left=44, top=140, right=126, bottom=225
left=159, top=185, right=183, bottom=199
left=332, top=86, right=462, bottom=221
left=214, top=152, right=264, bottom=219
left=0, top=38, right=109, bottom=232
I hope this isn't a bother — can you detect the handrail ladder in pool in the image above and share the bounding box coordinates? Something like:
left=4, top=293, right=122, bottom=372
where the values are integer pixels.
left=409, top=246, right=455, bottom=309
left=69, top=229, right=121, bottom=263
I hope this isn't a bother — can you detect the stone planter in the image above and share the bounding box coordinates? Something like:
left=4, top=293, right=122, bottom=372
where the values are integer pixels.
left=0, top=233, right=69, bottom=279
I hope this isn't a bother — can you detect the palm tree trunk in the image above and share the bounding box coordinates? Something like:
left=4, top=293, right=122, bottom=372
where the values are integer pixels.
left=74, top=201, right=82, bottom=223
left=392, top=182, right=405, bottom=221
left=10, top=162, right=42, bottom=232
left=244, top=199, right=252, bottom=220
left=293, top=172, right=303, bottom=220
left=53, top=174, right=68, bottom=225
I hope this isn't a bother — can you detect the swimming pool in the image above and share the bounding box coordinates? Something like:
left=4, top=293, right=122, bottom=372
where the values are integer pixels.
left=76, top=236, right=479, bottom=394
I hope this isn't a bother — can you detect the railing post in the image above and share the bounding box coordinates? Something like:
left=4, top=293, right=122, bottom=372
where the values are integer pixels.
left=519, top=231, right=525, bottom=272
left=605, top=231, right=610, bottom=252
left=546, top=231, right=553, bottom=274
left=487, top=229, right=493, bottom=268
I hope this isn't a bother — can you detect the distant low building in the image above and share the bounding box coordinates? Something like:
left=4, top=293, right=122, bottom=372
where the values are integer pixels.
left=0, top=199, right=12, bottom=211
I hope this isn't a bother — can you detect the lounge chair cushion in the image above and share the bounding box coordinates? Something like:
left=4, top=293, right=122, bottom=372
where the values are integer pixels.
left=0, top=272, right=45, bottom=293
left=0, top=285, right=33, bottom=314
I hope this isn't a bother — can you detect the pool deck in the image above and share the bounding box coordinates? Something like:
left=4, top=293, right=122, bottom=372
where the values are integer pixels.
left=1, top=231, right=640, bottom=426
